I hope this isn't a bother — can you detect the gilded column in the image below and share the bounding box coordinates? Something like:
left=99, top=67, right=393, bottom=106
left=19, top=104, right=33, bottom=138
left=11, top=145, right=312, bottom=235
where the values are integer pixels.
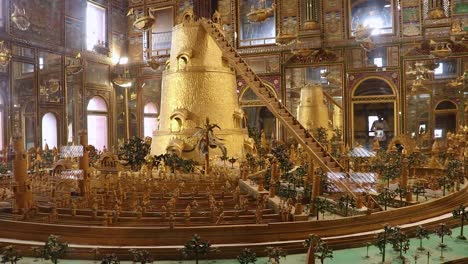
left=78, top=130, right=90, bottom=196
left=12, top=136, right=33, bottom=212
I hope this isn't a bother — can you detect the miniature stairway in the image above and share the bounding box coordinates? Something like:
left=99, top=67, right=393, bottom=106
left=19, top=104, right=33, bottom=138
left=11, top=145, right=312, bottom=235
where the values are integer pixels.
left=200, top=19, right=380, bottom=210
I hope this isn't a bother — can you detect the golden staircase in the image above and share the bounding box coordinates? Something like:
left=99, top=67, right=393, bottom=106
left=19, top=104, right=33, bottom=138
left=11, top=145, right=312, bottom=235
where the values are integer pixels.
left=200, top=19, right=380, bottom=209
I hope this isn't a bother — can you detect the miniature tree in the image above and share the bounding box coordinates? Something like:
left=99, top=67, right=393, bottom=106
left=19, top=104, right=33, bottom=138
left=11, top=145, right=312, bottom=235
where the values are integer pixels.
left=394, top=185, right=407, bottom=207
left=129, top=249, right=154, bottom=264
left=220, top=154, right=228, bottom=166
left=229, top=157, right=238, bottom=169
left=412, top=184, right=426, bottom=202
left=338, top=194, right=356, bottom=216
left=311, top=198, right=333, bottom=220
left=191, top=118, right=227, bottom=175
left=117, top=137, right=151, bottom=171
left=237, top=248, right=257, bottom=264
left=315, top=127, right=328, bottom=146
left=304, top=234, right=321, bottom=264
left=452, top=204, right=467, bottom=240
left=271, top=143, right=293, bottom=178
left=446, top=158, right=463, bottom=190
left=377, top=188, right=397, bottom=211
left=389, top=227, right=410, bottom=261
left=315, top=242, right=333, bottom=264
left=437, top=176, right=453, bottom=196
left=1, top=245, right=22, bottom=264
left=415, top=225, right=430, bottom=251
left=40, top=235, right=68, bottom=264
left=374, top=224, right=398, bottom=263
left=264, top=247, right=286, bottom=264
left=304, top=235, right=333, bottom=264
left=434, top=223, right=452, bottom=248
left=370, top=150, right=402, bottom=188
left=180, top=234, right=216, bottom=264
left=101, top=253, right=120, bottom=264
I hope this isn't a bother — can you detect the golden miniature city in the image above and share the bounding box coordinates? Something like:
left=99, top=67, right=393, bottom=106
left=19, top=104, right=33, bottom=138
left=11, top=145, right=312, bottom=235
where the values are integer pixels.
left=0, top=0, right=467, bottom=263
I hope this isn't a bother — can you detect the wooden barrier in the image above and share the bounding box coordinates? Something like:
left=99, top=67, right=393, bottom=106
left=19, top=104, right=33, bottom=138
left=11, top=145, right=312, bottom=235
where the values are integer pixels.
left=0, top=184, right=465, bottom=260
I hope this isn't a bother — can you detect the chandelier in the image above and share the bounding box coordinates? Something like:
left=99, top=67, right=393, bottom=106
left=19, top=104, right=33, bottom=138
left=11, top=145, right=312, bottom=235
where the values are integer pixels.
left=246, top=0, right=275, bottom=23
left=11, top=4, right=30, bottom=31
left=429, top=40, right=452, bottom=58
left=276, top=17, right=297, bottom=46
left=113, top=70, right=133, bottom=88
left=127, top=8, right=155, bottom=32
left=0, top=41, right=11, bottom=66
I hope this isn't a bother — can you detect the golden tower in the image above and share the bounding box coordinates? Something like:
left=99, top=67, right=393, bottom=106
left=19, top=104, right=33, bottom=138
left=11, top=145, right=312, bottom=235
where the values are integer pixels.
left=297, top=83, right=329, bottom=131
left=151, top=17, right=247, bottom=159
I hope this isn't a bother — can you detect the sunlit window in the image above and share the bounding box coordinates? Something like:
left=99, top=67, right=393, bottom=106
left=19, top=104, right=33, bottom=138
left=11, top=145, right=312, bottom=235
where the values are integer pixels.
left=434, top=63, right=443, bottom=75
left=374, top=58, right=383, bottom=67
left=350, top=0, right=393, bottom=36
left=87, top=96, right=108, bottom=150
left=42, top=112, right=58, bottom=149
left=143, top=102, right=158, bottom=138
left=368, top=115, right=378, bottom=136
left=239, top=0, right=276, bottom=46
left=39, top=57, right=44, bottom=70
left=86, top=1, right=106, bottom=51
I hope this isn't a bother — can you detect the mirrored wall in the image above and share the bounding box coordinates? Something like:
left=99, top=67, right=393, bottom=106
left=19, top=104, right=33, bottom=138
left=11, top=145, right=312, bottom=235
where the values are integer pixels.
left=12, top=61, right=36, bottom=149
left=404, top=57, right=466, bottom=148
left=284, top=65, right=343, bottom=140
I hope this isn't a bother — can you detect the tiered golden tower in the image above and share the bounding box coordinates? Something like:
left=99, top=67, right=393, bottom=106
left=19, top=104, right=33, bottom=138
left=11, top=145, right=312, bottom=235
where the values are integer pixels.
left=151, top=18, right=248, bottom=159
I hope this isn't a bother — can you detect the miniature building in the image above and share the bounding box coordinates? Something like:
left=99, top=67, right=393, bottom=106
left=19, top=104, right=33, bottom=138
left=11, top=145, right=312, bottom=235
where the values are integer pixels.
left=0, top=0, right=466, bottom=262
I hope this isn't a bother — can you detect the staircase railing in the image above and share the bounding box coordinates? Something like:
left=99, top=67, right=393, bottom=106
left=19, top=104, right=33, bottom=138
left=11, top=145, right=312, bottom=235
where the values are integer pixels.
left=200, top=19, right=380, bottom=209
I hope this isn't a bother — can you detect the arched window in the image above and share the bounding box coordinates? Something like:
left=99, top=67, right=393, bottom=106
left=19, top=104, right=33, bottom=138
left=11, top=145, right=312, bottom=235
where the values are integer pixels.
left=87, top=96, right=108, bottom=150
left=239, top=86, right=278, bottom=141
left=143, top=102, right=158, bottom=138
left=353, top=79, right=394, bottom=96
left=42, top=112, right=58, bottom=149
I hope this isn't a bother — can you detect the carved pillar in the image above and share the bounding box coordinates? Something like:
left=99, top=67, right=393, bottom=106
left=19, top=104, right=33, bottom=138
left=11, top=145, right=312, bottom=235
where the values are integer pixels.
left=401, top=156, right=413, bottom=202
left=309, top=157, right=319, bottom=216
left=12, top=136, right=33, bottom=212
left=78, top=130, right=90, bottom=197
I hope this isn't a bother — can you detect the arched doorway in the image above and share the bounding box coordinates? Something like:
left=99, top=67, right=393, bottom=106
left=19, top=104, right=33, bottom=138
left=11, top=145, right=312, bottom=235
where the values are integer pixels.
left=434, top=100, right=457, bottom=138
left=351, top=77, right=398, bottom=150
left=41, top=112, right=58, bottom=149
left=239, top=84, right=278, bottom=141
left=87, top=96, right=108, bottom=151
